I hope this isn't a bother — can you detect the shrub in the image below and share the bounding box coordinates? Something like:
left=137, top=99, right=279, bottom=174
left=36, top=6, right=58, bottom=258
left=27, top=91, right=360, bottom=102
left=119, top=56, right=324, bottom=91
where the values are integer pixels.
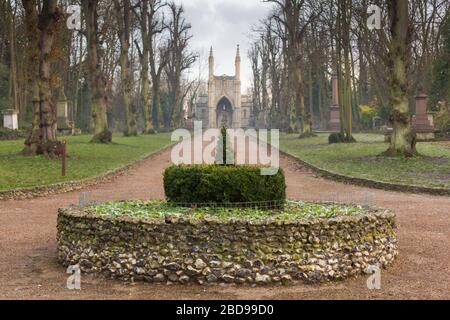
left=0, top=128, right=27, bottom=141
left=359, top=104, right=377, bottom=129
left=163, top=165, right=286, bottom=207
left=434, top=108, right=449, bottom=135
left=328, top=132, right=345, bottom=144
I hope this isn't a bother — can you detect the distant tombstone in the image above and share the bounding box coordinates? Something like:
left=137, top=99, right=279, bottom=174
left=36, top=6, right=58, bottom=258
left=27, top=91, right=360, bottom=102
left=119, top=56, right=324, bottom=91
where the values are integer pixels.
left=372, top=116, right=383, bottom=130
left=2, top=109, right=19, bottom=130
left=329, top=75, right=340, bottom=132
left=413, top=93, right=435, bottom=141
left=57, top=88, right=73, bottom=134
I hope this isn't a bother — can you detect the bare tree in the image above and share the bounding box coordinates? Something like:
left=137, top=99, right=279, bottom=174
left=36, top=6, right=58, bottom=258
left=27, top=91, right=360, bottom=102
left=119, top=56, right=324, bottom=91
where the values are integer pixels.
left=165, top=2, right=197, bottom=129
left=148, top=0, right=168, bottom=131
left=266, top=0, right=322, bottom=136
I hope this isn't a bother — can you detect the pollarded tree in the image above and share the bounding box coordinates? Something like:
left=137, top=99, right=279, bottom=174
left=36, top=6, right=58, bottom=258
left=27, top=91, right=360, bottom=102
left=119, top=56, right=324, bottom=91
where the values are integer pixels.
left=383, top=0, right=417, bottom=157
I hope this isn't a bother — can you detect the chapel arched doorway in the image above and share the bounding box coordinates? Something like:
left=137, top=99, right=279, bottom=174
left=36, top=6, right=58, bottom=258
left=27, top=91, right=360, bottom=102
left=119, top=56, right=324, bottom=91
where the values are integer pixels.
left=216, top=97, right=233, bottom=128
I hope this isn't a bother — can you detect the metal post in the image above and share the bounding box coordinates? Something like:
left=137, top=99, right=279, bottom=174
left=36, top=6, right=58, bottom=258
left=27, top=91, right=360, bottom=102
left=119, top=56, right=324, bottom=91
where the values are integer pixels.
left=62, top=140, right=67, bottom=177
left=79, top=192, right=89, bottom=207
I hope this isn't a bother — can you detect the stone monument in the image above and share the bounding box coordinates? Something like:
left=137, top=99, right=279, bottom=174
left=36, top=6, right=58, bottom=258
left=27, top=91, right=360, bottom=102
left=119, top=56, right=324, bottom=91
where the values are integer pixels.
left=385, top=93, right=436, bottom=142
left=413, top=93, right=435, bottom=141
left=57, top=88, right=73, bottom=135
left=2, top=109, right=19, bottom=130
left=329, top=75, right=340, bottom=132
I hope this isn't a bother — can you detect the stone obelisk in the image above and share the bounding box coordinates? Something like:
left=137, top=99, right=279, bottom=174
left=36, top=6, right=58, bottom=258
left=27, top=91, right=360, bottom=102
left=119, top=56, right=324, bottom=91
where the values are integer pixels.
left=329, top=75, right=340, bottom=132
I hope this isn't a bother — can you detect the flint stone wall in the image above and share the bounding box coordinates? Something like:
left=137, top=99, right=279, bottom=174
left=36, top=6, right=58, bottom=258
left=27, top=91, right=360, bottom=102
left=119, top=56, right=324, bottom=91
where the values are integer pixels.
left=57, top=208, right=398, bottom=285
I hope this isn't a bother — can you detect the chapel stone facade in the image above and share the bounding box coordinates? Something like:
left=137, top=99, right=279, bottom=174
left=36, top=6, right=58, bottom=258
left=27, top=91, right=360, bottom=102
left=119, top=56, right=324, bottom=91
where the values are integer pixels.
left=195, top=46, right=253, bottom=128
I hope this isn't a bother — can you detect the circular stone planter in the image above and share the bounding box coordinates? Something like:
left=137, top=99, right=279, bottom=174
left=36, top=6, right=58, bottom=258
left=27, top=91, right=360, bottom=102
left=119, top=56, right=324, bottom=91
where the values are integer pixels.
left=57, top=204, right=398, bottom=285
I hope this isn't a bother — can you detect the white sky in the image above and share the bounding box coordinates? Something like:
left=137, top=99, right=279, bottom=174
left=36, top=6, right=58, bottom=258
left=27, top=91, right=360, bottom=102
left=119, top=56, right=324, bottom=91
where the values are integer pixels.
left=177, top=0, right=273, bottom=90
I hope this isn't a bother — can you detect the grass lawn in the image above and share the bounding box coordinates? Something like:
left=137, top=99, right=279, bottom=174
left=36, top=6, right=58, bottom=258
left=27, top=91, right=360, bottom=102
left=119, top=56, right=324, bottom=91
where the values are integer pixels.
left=280, top=133, right=450, bottom=189
left=0, top=133, right=172, bottom=191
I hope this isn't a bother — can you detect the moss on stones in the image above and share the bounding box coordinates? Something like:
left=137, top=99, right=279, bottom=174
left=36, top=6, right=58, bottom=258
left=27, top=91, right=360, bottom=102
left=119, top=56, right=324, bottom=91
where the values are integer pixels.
left=57, top=203, right=398, bottom=286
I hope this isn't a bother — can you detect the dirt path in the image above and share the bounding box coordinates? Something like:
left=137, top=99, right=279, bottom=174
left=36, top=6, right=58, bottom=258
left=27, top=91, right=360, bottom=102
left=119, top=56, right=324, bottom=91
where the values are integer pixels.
left=0, top=144, right=449, bottom=300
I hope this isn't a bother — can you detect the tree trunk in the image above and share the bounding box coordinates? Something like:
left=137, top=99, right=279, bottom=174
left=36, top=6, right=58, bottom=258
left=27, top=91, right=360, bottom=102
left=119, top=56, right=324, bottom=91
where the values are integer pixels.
left=22, top=0, right=62, bottom=158
left=138, top=0, right=153, bottom=134
left=82, top=0, right=112, bottom=143
left=287, top=0, right=310, bottom=137
left=8, top=2, right=20, bottom=117
left=114, top=0, right=137, bottom=137
left=383, top=0, right=417, bottom=157
left=341, top=0, right=355, bottom=141
left=152, top=77, right=162, bottom=131
left=72, top=33, right=83, bottom=129
left=22, top=0, right=41, bottom=155
left=148, top=1, right=167, bottom=132
left=336, top=7, right=346, bottom=137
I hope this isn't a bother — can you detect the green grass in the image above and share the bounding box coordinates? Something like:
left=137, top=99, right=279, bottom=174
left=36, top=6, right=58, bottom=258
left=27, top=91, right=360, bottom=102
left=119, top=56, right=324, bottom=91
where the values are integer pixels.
left=90, top=200, right=368, bottom=220
left=280, top=133, right=450, bottom=189
left=0, top=133, right=172, bottom=191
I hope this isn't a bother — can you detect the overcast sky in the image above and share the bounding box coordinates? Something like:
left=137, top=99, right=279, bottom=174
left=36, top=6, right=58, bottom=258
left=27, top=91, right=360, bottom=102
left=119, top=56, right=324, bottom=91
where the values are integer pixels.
left=176, top=0, right=273, bottom=90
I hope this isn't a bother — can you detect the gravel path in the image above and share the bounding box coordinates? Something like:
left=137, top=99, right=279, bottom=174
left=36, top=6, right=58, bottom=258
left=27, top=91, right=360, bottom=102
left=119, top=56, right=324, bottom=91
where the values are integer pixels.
left=0, top=143, right=449, bottom=300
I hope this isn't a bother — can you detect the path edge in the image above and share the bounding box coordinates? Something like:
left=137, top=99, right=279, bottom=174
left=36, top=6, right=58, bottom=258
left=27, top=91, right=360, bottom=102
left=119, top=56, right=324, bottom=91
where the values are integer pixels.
left=280, top=150, right=450, bottom=197
left=0, top=144, right=174, bottom=201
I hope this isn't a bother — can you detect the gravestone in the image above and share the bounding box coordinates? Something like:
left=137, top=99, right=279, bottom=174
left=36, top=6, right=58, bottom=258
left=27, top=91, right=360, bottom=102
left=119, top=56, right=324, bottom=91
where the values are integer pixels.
left=329, top=75, right=340, bottom=132
left=2, top=109, right=19, bottom=130
left=372, top=116, right=383, bottom=130
left=413, top=93, right=435, bottom=141
left=385, top=93, right=436, bottom=142
left=57, top=88, right=73, bottom=135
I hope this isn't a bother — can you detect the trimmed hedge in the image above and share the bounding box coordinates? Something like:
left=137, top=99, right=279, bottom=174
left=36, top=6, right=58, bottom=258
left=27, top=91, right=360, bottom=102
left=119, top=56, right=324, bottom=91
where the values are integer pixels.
left=163, top=165, right=286, bottom=207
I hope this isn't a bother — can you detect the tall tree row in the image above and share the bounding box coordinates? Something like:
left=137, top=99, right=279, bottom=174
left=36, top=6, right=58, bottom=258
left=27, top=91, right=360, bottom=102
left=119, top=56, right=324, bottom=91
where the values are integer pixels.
left=250, top=0, right=449, bottom=153
left=1, top=0, right=448, bottom=159
left=254, top=0, right=322, bottom=135
left=0, top=0, right=197, bottom=152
